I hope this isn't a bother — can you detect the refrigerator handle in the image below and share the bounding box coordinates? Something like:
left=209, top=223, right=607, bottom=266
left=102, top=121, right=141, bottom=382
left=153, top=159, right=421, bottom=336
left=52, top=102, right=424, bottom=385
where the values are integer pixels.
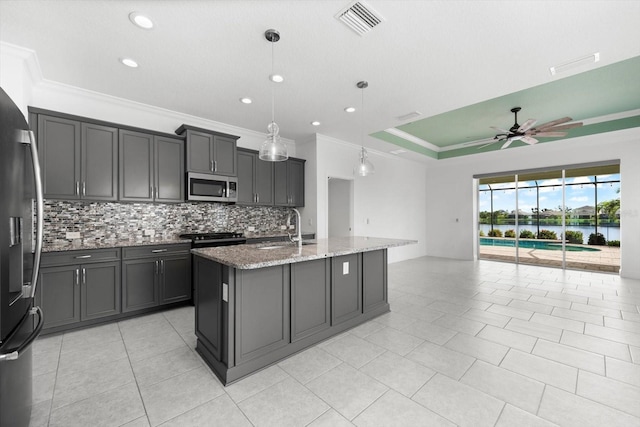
left=21, top=130, right=44, bottom=300
left=0, top=307, right=44, bottom=362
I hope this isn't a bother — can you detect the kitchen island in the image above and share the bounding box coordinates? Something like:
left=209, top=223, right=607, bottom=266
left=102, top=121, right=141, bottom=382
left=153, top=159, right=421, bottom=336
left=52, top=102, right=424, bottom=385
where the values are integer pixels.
left=192, top=236, right=416, bottom=385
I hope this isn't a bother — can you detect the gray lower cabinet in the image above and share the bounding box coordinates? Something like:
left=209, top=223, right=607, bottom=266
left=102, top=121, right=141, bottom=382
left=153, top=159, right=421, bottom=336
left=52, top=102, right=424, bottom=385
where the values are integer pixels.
left=194, top=257, right=223, bottom=361
left=291, top=259, right=330, bottom=342
left=237, top=148, right=274, bottom=205
left=119, top=130, right=184, bottom=202
left=234, top=266, right=290, bottom=365
left=331, top=253, right=362, bottom=326
left=274, top=157, right=305, bottom=207
left=122, top=244, right=191, bottom=312
left=363, top=249, right=387, bottom=312
left=36, top=114, right=117, bottom=201
left=36, top=249, right=121, bottom=329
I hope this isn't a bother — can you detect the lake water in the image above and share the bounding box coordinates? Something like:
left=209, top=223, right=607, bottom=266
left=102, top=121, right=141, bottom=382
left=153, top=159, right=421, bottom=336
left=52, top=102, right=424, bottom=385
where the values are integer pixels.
left=478, top=224, right=620, bottom=244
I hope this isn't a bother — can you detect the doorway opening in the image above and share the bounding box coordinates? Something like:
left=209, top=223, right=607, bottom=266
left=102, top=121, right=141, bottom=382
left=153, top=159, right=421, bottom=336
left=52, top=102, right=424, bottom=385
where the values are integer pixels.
left=476, top=162, right=620, bottom=273
left=328, top=177, right=354, bottom=237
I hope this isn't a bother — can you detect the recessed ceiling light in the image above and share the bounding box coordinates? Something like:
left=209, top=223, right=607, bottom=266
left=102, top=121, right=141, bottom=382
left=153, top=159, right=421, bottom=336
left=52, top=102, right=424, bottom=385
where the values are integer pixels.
left=120, top=57, right=138, bottom=68
left=311, top=121, right=321, bottom=126
left=269, top=74, right=284, bottom=83
left=344, top=107, right=356, bottom=113
left=240, top=97, right=252, bottom=104
left=129, top=12, right=154, bottom=29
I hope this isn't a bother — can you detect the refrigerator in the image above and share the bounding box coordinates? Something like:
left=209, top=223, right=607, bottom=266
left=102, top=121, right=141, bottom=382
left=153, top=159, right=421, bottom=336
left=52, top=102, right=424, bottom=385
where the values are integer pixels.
left=0, top=87, right=44, bottom=427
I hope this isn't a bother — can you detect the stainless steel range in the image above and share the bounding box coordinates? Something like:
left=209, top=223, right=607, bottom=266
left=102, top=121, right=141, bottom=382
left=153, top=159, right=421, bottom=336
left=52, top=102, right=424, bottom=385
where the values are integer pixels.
left=179, top=232, right=246, bottom=248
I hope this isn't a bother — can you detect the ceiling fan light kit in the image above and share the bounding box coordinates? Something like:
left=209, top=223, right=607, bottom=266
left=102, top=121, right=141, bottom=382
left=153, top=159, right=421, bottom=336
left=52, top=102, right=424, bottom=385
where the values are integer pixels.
left=483, top=107, right=583, bottom=150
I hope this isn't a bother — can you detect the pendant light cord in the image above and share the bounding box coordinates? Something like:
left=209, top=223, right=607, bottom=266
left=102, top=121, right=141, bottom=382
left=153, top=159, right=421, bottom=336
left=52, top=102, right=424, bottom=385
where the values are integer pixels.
left=271, top=39, right=275, bottom=126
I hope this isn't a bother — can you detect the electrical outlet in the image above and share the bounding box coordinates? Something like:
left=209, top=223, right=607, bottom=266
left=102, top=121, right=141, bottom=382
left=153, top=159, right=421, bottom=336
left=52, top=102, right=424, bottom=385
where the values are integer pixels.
left=308, top=218, right=313, bottom=226
left=144, top=229, right=155, bottom=237
left=289, top=225, right=295, bottom=230
left=66, top=232, right=81, bottom=239
left=248, top=226, right=256, bottom=232
left=280, top=225, right=287, bottom=230
left=343, top=262, right=349, bottom=275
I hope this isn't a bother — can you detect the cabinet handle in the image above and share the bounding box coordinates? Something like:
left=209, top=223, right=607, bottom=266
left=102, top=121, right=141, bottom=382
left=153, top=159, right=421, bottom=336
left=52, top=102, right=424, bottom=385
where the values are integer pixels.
left=210, top=160, right=214, bottom=172
left=151, top=249, right=167, bottom=253
left=75, top=268, right=79, bottom=286
left=214, top=160, right=218, bottom=172
left=155, top=260, right=158, bottom=275
left=161, top=259, right=165, bottom=275
left=82, top=268, right=86, bottom=285
left=75, top=255, right=92, bottom=259
left=75, top=181, right=80, bottom=195
left=82, top=182, right=86, bottom=196
left=256, top=193, right=259, bottom=203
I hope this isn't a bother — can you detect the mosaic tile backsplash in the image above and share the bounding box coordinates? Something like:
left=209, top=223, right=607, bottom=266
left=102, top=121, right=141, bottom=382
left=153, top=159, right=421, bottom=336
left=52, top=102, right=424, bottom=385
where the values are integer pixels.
left=43, top=200, right=295, bottom=245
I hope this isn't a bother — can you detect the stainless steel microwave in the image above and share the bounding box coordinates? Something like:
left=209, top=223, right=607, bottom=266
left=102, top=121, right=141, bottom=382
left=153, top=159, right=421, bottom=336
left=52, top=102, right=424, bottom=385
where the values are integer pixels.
left=186, top=172, right=237, bottom=203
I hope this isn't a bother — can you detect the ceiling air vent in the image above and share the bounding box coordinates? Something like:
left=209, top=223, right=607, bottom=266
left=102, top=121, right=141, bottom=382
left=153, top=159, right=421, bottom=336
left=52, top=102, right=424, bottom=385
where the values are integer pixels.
left=335, top=1, right=385, bottom=36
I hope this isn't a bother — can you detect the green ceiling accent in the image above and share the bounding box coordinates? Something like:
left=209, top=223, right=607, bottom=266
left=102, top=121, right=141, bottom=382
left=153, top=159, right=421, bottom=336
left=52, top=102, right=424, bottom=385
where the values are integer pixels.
left=374, top=55, right=640, bottom=159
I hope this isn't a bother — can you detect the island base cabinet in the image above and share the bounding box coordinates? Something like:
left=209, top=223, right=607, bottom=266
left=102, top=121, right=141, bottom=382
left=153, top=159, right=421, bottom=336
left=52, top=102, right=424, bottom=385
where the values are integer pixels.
left=194, top=249, right=390, bottom=386
left=234, top=266, right=290, bottom=365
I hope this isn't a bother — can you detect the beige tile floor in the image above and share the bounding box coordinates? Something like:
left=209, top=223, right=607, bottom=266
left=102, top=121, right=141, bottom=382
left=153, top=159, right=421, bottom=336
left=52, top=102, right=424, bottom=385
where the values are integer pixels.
left=29, top=257, right=640, bottom=427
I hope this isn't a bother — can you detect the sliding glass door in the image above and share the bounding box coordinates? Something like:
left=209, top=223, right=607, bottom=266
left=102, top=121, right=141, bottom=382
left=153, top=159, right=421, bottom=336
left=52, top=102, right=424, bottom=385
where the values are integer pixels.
left=477, top=163, right=620, bottom=273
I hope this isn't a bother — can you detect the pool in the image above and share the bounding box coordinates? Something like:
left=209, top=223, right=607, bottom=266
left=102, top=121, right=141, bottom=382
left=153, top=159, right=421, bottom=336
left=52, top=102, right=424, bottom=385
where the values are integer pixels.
left=480, top=238, right=601, bottom=252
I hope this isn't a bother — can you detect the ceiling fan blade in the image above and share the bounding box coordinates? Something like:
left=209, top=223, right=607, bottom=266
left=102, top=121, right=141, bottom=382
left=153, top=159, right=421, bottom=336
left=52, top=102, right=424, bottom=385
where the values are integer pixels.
left=521, top=136, right=538, bottom=145
left=535, top=117, right=572, bottom=130
left=501, top=139, right=514, bottom=149
left=533, top=131, right=567, bottom=137
left=491, top=126, right=511, bottom=134
left=518, top=118, right=537, bottom=132
left=538, top=122, right=583, bottom=132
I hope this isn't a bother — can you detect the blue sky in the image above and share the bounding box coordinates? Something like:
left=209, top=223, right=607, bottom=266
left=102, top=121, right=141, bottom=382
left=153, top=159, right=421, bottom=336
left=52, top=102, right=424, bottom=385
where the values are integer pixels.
left=479, top=174, right=620, bottom=212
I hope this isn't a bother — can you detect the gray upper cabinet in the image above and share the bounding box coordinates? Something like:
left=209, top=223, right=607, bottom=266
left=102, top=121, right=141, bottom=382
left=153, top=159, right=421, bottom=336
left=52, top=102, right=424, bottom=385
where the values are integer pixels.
left=37, top=115, right=117, bottom=201
left=119, top=130, right=184, bottom=202
left=274, top=157, right=305, bottom=207
left=237, top=148, right=274, bottom=205
left=177, top=125, right=238, bottom=177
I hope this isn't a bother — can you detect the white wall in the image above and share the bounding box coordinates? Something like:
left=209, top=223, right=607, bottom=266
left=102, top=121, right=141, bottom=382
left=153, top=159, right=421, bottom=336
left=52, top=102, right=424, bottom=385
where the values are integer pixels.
left=312, top=135, right=428, bottom=263
left=425, top=128, right=640, bottom=279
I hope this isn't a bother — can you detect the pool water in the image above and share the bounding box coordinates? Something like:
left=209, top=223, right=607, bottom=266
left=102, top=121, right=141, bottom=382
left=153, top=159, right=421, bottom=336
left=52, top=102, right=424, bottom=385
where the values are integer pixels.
left=480, top=238, right=601, bottom=252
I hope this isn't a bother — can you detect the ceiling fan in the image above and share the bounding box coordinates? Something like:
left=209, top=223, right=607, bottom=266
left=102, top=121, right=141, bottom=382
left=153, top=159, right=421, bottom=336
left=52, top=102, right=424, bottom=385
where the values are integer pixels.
left=481, top=107, right=583, bottom=149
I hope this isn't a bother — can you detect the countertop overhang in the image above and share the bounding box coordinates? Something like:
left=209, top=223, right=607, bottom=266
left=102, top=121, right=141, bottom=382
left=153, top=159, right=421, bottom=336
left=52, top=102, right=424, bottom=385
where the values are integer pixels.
left=191, top=236, right=417, bottom=269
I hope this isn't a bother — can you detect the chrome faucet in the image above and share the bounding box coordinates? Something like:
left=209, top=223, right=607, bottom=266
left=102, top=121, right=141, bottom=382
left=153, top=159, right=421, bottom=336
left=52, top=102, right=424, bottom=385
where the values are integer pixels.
left=287, top=208, right=302, bottom=247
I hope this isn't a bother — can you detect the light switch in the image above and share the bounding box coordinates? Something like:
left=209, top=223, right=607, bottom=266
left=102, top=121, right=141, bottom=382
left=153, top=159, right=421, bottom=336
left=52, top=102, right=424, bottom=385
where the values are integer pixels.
left=222, top=283, right=228, bottom=302
left=343, top=261, right=349, bottom=275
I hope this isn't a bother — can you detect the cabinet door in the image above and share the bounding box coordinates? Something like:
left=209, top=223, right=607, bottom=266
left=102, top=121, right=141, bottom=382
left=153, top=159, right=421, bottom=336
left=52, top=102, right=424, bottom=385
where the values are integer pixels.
left=236, top=149, right=256, bottom=205
left=291, top=259, right=330, bottom=342
left=38, top=115, right=81, bottom=199
left=122, top=258, right=159, bottom=312
left=155, top=136, right=184, bottom=203
left=160, top=255, right=191, bottom=304
left=194, top=257, right=223, bottom=361
left=81, top=261, right=121, bottom=321
left=273, top=161, right=289, bottom=206
left=235, top=265, right=290, bottom=365
left=82, top=123, right=118, bottom=201
left=186, top=130, right=213, bottom=174
left=288, top=159, right=305, bottom=207
left=331, top=254, right=362, bottom=326
left=213, top=136, right=237, bottom=176
left=36, top=265, right=80, bottom=329
left=119, top=130, right=154, bottom=201
left=255, top=156, right=274, bottom=205
left=363, top=250, right=387, bottom=313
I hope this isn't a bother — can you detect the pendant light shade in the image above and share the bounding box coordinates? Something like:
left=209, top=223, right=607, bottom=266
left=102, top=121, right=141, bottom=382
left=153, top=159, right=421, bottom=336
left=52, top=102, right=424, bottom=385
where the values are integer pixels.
left=259, top=29, right=288, bottom=162
left=356, top=146, right=375, bottom=176
left=354, top=80, right=374, bottom=176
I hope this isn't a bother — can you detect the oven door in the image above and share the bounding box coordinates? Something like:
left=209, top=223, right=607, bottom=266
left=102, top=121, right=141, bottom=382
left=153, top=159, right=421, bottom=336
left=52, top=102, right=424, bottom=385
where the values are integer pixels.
left=187, top=173, right=228, bottom=202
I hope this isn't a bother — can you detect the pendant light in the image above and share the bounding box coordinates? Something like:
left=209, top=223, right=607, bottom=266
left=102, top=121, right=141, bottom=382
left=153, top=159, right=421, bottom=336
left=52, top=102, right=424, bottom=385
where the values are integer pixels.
left=355, top=80, right=374, bottom=176
left=259, top=29, right=288, bottom=162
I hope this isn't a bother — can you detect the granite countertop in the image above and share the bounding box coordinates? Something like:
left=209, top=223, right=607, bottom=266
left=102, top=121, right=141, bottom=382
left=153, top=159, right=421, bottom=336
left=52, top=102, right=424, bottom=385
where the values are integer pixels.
left=191, top=236, right=417, bottom=269
left=43, top=237, right=192, bottom=253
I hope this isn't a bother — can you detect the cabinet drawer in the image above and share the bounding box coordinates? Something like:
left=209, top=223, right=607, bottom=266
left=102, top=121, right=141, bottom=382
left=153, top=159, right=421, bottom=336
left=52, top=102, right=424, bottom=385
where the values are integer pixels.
left=122, top=244, right=191, bottom=259
left=41, top=248, right=121, bottom=267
